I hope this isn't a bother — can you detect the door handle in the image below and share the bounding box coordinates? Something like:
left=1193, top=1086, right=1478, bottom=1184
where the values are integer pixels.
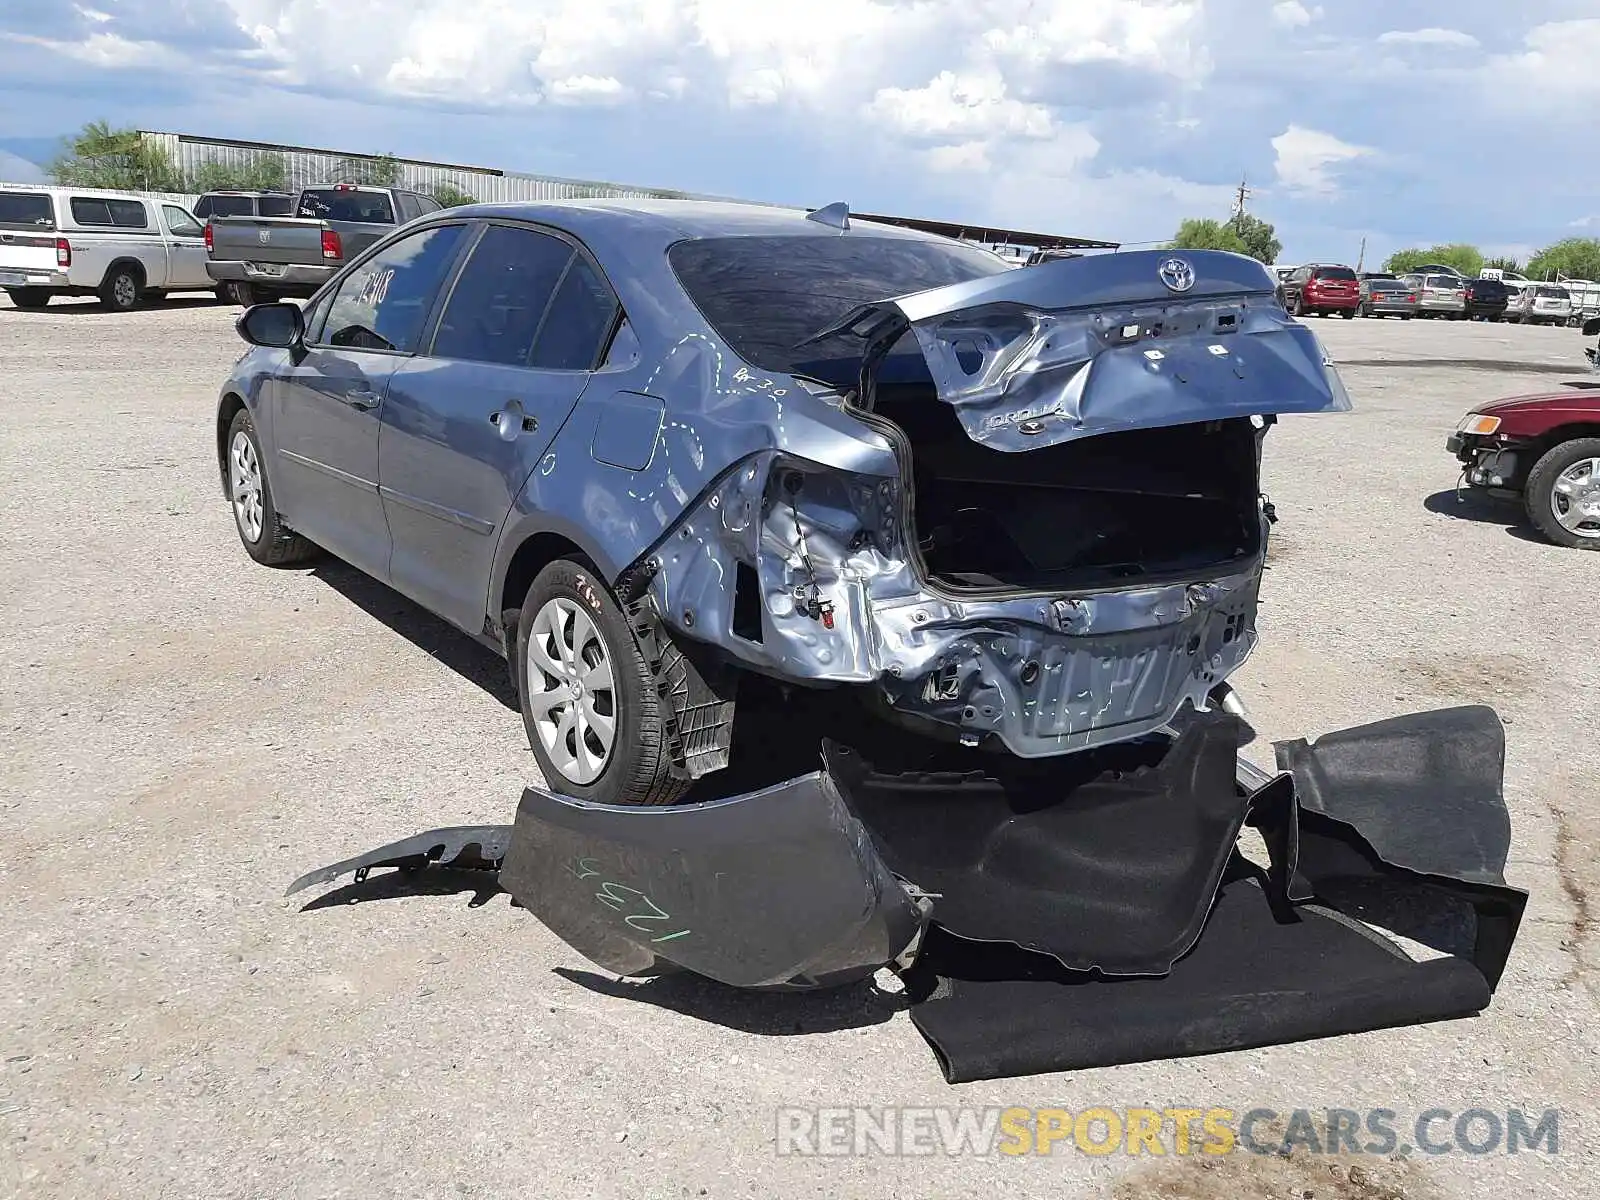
left=489, top=407, right=538, bottom=435
left=341, top=386, right=378, bottom=410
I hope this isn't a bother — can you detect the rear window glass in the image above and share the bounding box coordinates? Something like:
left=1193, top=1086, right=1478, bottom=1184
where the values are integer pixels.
left=259, top=195, right=295, bottom=217
left=0, top=192, right=54, bottom=230
left=296, top=189, right=395, bottom=223
left=204, top=195, right=257, bottom=218
left=668, top=235, right=1012, bottom=373
left=1313, top=267, right=1357, bottom=281
left=1369, top=280, right=1404, bottom=292
left=70, top=197, right=148, bottom=228
left=1537, top=286, right=1569, bottom=299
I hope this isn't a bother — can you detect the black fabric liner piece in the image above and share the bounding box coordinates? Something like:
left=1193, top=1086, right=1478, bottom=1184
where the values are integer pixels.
left=822, top=710, right=1252, bottom=977
left=902, top=864, right=1492, bottom=1084
left=895, top=705, right=1526, bottom=1084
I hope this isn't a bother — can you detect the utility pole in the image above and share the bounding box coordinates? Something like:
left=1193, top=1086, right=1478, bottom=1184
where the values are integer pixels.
left=1230, top=175, right=1251, bottom=231
left=1356, top=236, right=1366, bottom=273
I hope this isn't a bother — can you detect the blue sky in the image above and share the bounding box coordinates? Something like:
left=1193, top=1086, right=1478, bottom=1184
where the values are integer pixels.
left=3, top=1, right=1599, bottom=265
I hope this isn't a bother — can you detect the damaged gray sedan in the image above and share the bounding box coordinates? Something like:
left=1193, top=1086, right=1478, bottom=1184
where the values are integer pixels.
left=219, top=198, right=1347, bottom=804
left=267, top=202, right=1527, bottom=1084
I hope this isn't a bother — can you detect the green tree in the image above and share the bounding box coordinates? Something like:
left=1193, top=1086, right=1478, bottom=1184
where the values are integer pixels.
left=1229, top=212, right=1282, bottom=264
left=1167, top=217, right=1250, bottom=255
left=1482, top=255, right=1522, bottom=275
left=430, top=183, right=477, bottom=208
left=47, top=121, right=185, bottom=192
left=189, top=153, right=287, bottom=194
left=1383, top=243, right=1484, bottom=276
left=1524, top=238, right=1600, bottom=281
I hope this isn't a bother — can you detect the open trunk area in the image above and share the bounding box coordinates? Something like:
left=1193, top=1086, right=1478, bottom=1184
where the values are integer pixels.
left=871, top=385, right=1264, bottom=593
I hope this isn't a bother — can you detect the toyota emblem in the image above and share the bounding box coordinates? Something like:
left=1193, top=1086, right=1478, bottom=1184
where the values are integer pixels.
left=258, top=229, right=271, bottom=244
left=1158, top=257, right=1195, bottom=293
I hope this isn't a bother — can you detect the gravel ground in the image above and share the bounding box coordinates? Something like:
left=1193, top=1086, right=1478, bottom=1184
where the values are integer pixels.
left=1, top=294, right=1597, bottom=1200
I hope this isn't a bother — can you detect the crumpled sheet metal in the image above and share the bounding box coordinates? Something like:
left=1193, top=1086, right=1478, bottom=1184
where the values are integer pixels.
left=807, top=248, right=1353, bottom=453
left=643, top=445, right=1262, bottom=757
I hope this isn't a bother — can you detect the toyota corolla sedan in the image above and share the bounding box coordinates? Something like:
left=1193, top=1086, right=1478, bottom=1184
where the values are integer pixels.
left=215, top=199, right=1349, bottom=805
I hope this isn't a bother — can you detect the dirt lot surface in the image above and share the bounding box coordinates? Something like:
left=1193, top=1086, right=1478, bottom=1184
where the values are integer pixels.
left=2, top=295, right=1597, bottom=1199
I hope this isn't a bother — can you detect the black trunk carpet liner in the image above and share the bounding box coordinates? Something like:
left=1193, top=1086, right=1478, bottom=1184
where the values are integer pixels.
left=901, top=867, right=1490, bottom=1083
left=822, top=711, right=1251, bottom=976
left=891, top=706, right=1525, bottom=1083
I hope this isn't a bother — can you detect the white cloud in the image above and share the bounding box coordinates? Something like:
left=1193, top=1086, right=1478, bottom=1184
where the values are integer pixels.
left=1271, top=3, right=1322, bottom=30
left=1481, top=19, right=1600, bottom=109
left=1271, top=124, right=1373, bottom=197
left=1376, top=28, right=1480, bottom=49
left=866, top=69, right=1056, bottom=142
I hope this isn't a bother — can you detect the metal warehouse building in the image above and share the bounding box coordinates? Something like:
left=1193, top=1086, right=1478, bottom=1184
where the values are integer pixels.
left=137, top=130, right=1118, bottom=254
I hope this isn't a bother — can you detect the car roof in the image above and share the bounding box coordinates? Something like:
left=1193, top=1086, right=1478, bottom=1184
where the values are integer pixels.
left=444, top=198, right=962, bottom=252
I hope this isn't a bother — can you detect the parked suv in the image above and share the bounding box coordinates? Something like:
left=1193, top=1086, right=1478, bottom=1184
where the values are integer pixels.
left=1462, top=277, right=1509, bottom=321
left=1279, top=263, right=1359, bottom=318
left=0, top=186, right=212, bottom=310
left=1404, top=273, right=1467, bottom=319
left=192, top=190, right=297, bottom=222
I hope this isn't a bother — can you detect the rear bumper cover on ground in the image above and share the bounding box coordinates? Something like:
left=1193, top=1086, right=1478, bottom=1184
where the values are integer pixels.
left=287, top=704, right=1525, bottom=1083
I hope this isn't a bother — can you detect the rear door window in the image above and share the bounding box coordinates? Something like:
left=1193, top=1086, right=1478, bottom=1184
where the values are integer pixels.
left=70, top=197, right=149, bottom=228
left=0, top=191, right=54, bottom=230
left=530, top=256, right=619, bottom=370
left=395, top=193, right=421, bottom=223
left=319, top=224, right=468, bottom=353
left=431, top=225, right=574, bottom=367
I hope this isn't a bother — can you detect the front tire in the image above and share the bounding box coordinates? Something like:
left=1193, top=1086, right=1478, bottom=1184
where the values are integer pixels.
left=5, top=287, right=51, bottom=309
left=517, top=559, right=689, bottom=806
left=1525, top=438, right=1600, bottom=550
left=226, top=408, right=320, bottom=566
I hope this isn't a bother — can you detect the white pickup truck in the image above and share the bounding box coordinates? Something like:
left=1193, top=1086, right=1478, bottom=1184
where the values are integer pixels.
left=0, top=186, right=214, bottom=311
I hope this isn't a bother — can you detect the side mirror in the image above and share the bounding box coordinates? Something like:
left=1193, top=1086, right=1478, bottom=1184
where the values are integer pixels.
left=236, top=301, right=304, bottom=349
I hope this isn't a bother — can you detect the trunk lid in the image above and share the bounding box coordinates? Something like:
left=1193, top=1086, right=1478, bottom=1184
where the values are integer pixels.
left=800, top=249, right=1351, bottom=453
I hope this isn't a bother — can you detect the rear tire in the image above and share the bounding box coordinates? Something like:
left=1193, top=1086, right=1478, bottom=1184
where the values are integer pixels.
left=98, top=264, right=143, bottom=311
left=5, top=287, right=51, bottom=310
left=1524, top=438, right=1600, bottom=550
left=226, top=408, right=320, bottom=566
left=517, top=558, right=689, bottom=806
left=1341, top=308, right=1355, bottom=319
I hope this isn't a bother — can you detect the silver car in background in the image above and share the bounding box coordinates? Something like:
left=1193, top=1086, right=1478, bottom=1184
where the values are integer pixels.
left=1403, top=273, right=1467, bottom=319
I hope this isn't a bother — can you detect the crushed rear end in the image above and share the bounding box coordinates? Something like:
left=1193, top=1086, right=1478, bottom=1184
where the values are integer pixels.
left=641, top=249, right=1348, bottom=759
left=285, top=247, right=1525, bottom=1083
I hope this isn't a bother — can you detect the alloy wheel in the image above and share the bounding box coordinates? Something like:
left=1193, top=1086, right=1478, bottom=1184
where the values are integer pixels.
left=526, top=597, right=618, bottom=785
left=229, top=430, right=264, bottom=543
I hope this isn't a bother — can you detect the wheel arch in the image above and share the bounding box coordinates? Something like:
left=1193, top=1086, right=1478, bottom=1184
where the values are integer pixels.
left=101, top=257, right=147, bottom=290
left=491, top=516, right=624, bottom=653
left=1530, top=423, right=1600, bottom=458
left=216, top=393, right=248, bottom=498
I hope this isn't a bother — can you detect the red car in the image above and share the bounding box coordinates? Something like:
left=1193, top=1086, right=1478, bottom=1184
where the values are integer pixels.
left=1448, top=391, right=1600, bottom=548
left=1279, top=263, right=1360, bottom=318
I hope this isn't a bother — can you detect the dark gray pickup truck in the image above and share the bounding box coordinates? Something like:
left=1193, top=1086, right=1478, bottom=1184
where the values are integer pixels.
left=205, top=183, right=444, bottom=303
